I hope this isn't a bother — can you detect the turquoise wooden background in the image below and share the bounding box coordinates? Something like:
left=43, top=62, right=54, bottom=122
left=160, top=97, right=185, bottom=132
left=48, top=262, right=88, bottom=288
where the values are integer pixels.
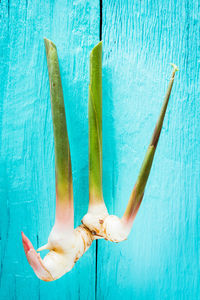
left=0, top=0, right=199, bottom=299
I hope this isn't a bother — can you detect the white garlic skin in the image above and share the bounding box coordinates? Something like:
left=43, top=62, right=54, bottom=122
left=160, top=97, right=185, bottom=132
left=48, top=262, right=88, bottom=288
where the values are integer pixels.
left=103, top=215, right=129, bottom=242
left=82, top=206, right=129, bottom=242
left=82, top=203, right=108, bottom=237
left=40, top=225, right=94, bottom=281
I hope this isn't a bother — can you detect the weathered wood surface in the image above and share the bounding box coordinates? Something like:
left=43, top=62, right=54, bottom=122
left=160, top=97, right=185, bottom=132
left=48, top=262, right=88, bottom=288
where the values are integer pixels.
left=0, top=0, right=99, bottom=299
left=98, top=1, right=200, bottom=299
left=1, top=0, right=200, bottom=299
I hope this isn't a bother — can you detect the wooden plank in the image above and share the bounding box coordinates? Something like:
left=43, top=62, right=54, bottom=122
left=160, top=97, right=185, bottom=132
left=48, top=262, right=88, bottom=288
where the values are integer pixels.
left=0, top=0, right=99, bottom=299
left=98, top=0, right=200, bottom=299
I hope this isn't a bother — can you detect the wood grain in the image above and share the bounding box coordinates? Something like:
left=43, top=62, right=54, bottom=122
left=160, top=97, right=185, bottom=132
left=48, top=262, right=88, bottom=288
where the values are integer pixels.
left=1, top=0, right=200, bottom=299
left=0, top=0, right=99, bottom=299
left=98, top=0, right=200, bottom=299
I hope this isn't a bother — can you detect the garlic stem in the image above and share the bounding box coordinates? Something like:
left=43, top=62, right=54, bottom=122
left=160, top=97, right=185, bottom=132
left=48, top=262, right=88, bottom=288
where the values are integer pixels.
left=89, top=41, right=105, bottom=205
left=22, top=39, right=95, bottom=282
left=81, top=42, right=108, bottom=237
left=44, top=38, right=73, bottom=229
left=123, top=64, right=179, bottom=229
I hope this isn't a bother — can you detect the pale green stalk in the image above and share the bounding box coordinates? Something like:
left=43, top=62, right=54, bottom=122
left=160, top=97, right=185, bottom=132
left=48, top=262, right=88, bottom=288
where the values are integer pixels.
left=123, top=64, right=179, bottom=227
left=89, top=41, right=104, bottom=205
left=44, top=38, right=73, bottom=228
left=21, top=40, right=94, bottom=282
